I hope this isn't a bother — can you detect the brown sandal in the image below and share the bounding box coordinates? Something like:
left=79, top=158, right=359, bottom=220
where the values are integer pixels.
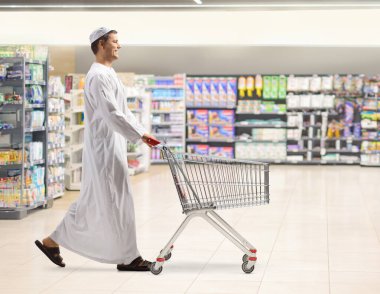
left=35, top=240, right=65, bottom=267
left=117, top=256, right=152, bottom=271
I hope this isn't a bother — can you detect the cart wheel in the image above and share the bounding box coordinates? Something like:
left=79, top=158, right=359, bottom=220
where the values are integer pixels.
left=164, top=252, right=172, bottom=261
left=160, top=250, right=172, bottom=261
left=150, top=262, right=163, bottom=275
left=242, top=254, right=248, bottom=262
left=242, top=261, right=255, bottom=274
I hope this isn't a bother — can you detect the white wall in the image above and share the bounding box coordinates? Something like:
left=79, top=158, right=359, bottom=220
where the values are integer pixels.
left=2, top=9, right=380, bottom=46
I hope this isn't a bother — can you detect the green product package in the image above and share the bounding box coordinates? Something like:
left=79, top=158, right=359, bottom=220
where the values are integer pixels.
left=278, top=75, right=287, bottom=99
left=263, top=76, right=271, bottom=99
left=270, top=76, right=279, bottom=99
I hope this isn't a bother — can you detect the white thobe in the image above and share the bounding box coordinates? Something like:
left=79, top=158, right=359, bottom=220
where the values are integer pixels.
left=51, top=62, right=146, bottom=264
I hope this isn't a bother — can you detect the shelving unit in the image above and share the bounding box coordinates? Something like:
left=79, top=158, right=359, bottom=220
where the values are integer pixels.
left=185, top=76, right=236, bottom=158
left=64, top=89, right=84, bottom=190
left=235, top=75, right=287, bottom=162
left=47, top=76, right=65, bottom=199
left=145, top=74, right=186, bottom=163
left=125, top=76, right=151, bottom=176
left=360, top=76, right=380, bottom=166
left=0, top=56, right=51, bottom=219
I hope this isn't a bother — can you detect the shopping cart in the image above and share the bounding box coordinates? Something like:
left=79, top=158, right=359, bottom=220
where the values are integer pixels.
left=150, top=145, right=270, bottom=275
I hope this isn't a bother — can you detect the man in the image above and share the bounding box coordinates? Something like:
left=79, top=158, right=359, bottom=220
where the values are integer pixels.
left=35, top=27, right=158, bottom=271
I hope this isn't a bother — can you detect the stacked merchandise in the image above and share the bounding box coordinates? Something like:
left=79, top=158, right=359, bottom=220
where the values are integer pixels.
left=185, top=76, right=236, bottom=158
left=361, top=76, right=380, bottom=166
left=187, top=109, right=235, bottom=158
left=147, top=74, right=186, bottom=163
left=47, top=76, right=65, bottom=198
left=285, top=74, right=364, bottom=164
left=235, top=75, right=287, bottom=162
left=0, top=53, right=49, bottom=219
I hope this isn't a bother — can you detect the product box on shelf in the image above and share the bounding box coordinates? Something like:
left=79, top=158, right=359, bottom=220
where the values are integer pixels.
left=194, top=78, right=203, bottom=107
left=187, top=144, right=209, bottom=155
left=187, top=109, right=208, bottom=124
left=271, top=76, right=279, bottom=99
left=202, top=78, right=211, bottom=107
left=219, top=78, right=228, bottom=107
left=209, top=125, right=234, bottom=139
left=188, top=125, right=209, bottom=139
left=211, top=78, right=219, bottom=106
left=209, top=146, right=234, bottom=158
left=227, top=78, right=237, bottom=107
left=208, top=110, right=235, bottom=125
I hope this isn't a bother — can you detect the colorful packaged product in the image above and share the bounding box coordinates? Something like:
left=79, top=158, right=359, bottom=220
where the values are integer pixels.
left=186, top=78, right=195, bottom=106
left=208, top=110, right=235, bottom=124
left=218, top=78, right=228, bottom=107
left=187, top=109, right=208, bottom=124
left=270, top=76, right=279, bottom=99
left=209, top=147, right=234, bottom=158
left=202, top=78, right=211, bottom=106
left=263, top=76, right=272, bottom=99
left=194, top=78, right=203, bottom=107
left=188, top=125, right=209, bottom=139
left=187, top=144, right=209, bottom=155
left=227, top=77, right=237, bottom=107
left=210, top=78, right=220, bottom=106
left=209, top=125, right=235, bottom=139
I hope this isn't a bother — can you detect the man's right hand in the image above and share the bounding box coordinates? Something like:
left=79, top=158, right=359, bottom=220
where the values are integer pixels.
left=142, top=134, right=160, bottom=148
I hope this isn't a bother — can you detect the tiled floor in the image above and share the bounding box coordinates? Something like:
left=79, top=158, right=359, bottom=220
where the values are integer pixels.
left=0, top=165, right=379, bottom=294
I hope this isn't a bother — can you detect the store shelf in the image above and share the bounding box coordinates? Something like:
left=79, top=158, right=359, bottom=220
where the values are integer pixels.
left=25, top=104, right=45, bottom=110
left=236, top=112, right=286, bottom=115
left=234, top=123, right=287, bottom=128
left=151, top=159, right=168, bottom=164
left=152, top=122, right=184, bottom=126
left=25, top=80, right=46, bottom=86
left=152, top=133, right=183, bottom=137
left=0, top=127, right=20, bottom=135
left=24, top=126, right=45, bottom=132
left=152, top=97, right=184, bottom=101
left=127, top=152, right=143, bottom=158
left=187, top=106, right=236, bottom=110
left=48, top=125, right=65, bottom=132
left=186, top=138, right=235, bottom=143
left=151, top=110, right=184, bottom=114
left=146, top=85, right=184, bottom=89
left=236, top=139, right=286, bottom=143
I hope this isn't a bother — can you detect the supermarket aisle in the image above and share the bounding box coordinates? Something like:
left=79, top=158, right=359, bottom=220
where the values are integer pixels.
left=0, top=165, right=379, bottom=294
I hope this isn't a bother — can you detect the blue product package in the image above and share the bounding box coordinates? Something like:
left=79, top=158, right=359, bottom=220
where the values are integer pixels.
left=202, top=78, right=211, bottom=106
left=211, top=78, right=220, bottom=106
left=194, top=78, right=203, bottom=107
left=345, top=101, right=354, bottom=124
left=187, top=144, right=209, bottom=155
left=209, top=147, right=234, bottom=158
left=227, top=78, right=237, bottom=107
left=209, top=110, right=235, bottom=124
left=186, top=78, right=195, bottom=106
left=188, top=125, right=209, bottom=139
left=209, top=125, right=235, bottom=139
left=219, top=78, right=228, bottom=107
left=187, top=109, right=208, bottom=124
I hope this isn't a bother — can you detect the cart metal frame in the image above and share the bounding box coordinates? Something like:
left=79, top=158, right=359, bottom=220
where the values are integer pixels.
left=151, top=146, right=270, bottom=275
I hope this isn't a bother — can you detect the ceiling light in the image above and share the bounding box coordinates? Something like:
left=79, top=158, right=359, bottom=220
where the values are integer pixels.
left=193, top=0, right=203, bottom=4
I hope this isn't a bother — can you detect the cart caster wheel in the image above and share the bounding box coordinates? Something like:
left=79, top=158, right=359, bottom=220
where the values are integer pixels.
left=160, top=250, right=172, bottom=261
left=242, top=261, right=255, bottom=274
left=150, top=262, right=163, bottom=275
left=165, top=252, right=172, bottom=261
left=242, top=254, right=248, bottom=262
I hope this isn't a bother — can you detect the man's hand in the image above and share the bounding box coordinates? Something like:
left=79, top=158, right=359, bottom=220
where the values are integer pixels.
left=142, top=134, right=160, bottom=148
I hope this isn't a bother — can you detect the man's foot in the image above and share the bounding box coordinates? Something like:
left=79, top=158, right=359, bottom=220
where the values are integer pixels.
left=117, top=256, right=152, bottom=271
left=35, top=240, right=65, bottom=267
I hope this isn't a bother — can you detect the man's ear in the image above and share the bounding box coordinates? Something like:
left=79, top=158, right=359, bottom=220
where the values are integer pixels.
left=99, top=39, right=105, bottom=50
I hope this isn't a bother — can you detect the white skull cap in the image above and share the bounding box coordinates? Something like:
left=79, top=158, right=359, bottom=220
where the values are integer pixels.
left=89, top=27, right=114, bottom=44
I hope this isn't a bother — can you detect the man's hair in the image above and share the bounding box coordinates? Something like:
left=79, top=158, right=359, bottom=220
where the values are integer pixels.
left=91, top=30, right=118, bottom=55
